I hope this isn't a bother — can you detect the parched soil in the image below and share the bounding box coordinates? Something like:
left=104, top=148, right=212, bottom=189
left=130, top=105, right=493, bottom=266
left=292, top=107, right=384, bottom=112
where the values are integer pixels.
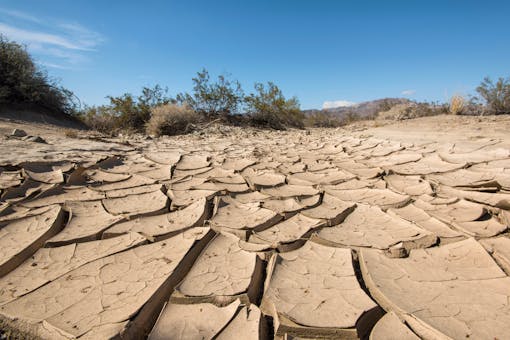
left=0, top=114, right=509, bottom=339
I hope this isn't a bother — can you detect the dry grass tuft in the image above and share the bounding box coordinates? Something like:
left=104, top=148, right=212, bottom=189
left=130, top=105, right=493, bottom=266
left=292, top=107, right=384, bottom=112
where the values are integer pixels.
left=449, top=95, right=465, bottom=115
left=146, top=103, right=199, bottom=136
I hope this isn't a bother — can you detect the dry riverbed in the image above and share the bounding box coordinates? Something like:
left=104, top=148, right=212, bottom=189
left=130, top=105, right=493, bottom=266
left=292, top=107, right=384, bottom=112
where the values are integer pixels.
left=0, top=114, right=509, bottom=339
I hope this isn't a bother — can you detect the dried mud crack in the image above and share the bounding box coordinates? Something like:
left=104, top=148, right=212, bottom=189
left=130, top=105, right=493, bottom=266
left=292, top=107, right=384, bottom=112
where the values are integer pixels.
left=0, top=116, right=510, bottom=339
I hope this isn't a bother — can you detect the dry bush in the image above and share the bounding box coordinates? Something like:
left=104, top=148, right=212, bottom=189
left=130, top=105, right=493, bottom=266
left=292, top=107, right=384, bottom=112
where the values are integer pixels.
left=245, top=82, right=304, bottom=130
left=79, top=106, right=119, bottom=135
left=449, top=95, right=465, bottom=115
left=413, top=102, right=448, bottom=117
left=146, top=103, right=199, bottom=136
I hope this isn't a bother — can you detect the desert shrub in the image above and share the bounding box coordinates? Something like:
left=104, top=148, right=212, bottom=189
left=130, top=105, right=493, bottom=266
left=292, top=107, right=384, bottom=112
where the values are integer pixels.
left=107, top=85, right=172, bottom=131
left=475, top=76, right=510, bottom=114
left=245, top=82, right=304, bottom=129
left=0, top=35, right=76, bottom=115
left=106, top=93, right=140, bottom=129
left=306, top=111, right=343, bottom=127
left=176, top=69, right=244, bottom=118
left=146, top=103, right=199, bottom=136
left=77, top=105, right=118, bottom=133
left=379, top=103, right=416, bottom=120
left=413, top=102, right=448, bottom=117
left=449, top=95, right=465, bottom=115
left=464, top=99, right=486, bottom=115
left=378, top=101, right=447, bottom=120
left=78, top=85, right=172, bottom=132
left=138, top=85, right=173, bottom=115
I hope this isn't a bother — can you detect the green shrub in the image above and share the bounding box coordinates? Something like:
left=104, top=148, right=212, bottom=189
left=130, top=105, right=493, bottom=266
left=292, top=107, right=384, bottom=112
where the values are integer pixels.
left=146, top=103, right=199, bottom=136
left=475, top=77, right=510, bottom=114
left=77, top=105, right=118, bottom=134
left=176, top=69, right=244, bottom=118
left=0, top=35, right=76, bottom=115
left=77, top=85, right=172, bottom=132
left=245, top=82, right=304, bottom=129
left=412, top=102, right=448, bottom=117
left=107, top=85, right=172, bottom=131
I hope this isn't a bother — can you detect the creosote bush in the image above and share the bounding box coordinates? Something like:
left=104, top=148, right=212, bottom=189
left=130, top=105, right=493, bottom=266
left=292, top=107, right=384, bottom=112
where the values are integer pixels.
left=245, top=82, right=304, bottom=129
left=78, top=105, right=118, bottom=134
left=77, top=85, right=172, bottom=133
left=475, top=76, right=510, bottom=114
left=107, top=85, right=173, bottom=131
left=146, top=103, right=199, bottom=136
left=176, top=69, right=244, bottom=118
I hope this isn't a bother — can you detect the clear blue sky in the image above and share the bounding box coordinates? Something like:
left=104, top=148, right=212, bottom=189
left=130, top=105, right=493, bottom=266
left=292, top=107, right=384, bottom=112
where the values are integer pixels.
left=1, top=1, right=509, bottom=109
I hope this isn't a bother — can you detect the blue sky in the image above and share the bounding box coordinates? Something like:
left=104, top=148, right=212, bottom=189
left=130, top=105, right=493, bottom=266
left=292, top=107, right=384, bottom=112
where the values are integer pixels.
left=1, top=1, right=509, bottom=109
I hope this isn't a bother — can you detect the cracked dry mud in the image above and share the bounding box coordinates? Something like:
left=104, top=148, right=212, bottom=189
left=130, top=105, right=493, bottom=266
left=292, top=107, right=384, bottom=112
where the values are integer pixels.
left=0, top=115, right=510, bottom=339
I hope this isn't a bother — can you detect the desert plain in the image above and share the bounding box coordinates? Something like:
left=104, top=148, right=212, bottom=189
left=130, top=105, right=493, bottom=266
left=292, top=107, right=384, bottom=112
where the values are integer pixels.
left=0, top=114, right=509, bottom=339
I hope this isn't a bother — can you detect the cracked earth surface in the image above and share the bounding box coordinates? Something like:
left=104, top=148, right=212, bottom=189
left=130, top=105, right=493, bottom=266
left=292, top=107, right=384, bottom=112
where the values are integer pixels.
left=0, top=115, right=510, bottom=339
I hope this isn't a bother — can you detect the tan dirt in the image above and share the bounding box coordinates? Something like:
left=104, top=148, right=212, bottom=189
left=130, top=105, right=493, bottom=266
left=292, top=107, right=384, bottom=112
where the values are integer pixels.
left=0, top=114, right=509, bottom=339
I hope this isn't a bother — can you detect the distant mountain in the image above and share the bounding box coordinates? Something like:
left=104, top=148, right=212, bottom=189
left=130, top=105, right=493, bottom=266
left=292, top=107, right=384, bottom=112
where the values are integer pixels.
left=303, top=98, right=412, bottom=120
